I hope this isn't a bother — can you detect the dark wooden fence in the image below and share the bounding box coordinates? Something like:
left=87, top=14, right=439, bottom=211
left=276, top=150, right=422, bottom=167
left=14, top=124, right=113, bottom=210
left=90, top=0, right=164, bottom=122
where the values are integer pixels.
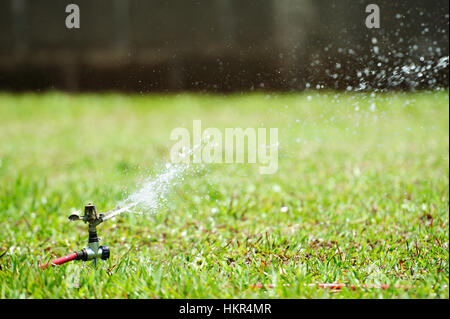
left=0, top=0, right=448, bottom=92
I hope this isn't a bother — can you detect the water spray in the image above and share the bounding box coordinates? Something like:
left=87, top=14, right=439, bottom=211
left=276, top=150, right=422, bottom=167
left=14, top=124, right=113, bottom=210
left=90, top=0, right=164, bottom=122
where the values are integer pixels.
left=39, top=163, right=189, bottom=270
left=40, top=203, right=110, bottom=269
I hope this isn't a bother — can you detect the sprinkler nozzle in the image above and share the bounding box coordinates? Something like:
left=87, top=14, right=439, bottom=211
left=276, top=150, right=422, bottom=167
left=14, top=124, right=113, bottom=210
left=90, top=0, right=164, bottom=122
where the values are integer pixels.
left=69, top=203, right=105, bottom=228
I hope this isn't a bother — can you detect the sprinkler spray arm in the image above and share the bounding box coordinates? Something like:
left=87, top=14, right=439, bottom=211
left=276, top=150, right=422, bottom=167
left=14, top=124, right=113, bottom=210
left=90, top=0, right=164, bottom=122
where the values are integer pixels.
left=68, top=204, right=105, bottom=245
left=40, top=203, right=110, bottom=269
left=68, top=203, right=105, bottom=229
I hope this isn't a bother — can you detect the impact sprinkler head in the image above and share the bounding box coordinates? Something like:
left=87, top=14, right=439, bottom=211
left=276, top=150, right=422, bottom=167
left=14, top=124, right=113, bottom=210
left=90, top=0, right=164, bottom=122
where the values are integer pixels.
left=69, top=203, right=105, bottom=228
left=40, top=203, right=110, bottom=270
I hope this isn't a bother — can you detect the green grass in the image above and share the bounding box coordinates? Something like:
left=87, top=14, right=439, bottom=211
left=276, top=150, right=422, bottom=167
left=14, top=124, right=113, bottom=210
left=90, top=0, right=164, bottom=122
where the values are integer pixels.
left=0, top=91, right=448, bottom=298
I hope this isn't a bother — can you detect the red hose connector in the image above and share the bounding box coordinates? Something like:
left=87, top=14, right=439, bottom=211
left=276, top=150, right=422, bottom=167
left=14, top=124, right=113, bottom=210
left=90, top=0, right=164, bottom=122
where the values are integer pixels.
left=40, top=252, right=78, bottom=269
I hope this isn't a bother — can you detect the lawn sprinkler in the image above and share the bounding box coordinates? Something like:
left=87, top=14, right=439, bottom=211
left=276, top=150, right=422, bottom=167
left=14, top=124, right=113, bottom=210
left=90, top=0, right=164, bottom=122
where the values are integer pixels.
left=40, top=203, right=110, bottom=269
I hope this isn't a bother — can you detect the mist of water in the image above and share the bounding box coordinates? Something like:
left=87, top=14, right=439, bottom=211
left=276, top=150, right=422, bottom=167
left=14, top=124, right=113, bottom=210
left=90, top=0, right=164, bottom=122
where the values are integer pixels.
left=103, top=163, right=190, bottom=220
left=102, top=141, right=209, bottom=220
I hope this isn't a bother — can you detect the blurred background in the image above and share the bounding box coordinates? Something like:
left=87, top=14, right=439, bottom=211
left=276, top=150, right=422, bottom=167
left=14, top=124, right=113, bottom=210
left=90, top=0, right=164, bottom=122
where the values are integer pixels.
left=0, top=0, right=448, bottom=92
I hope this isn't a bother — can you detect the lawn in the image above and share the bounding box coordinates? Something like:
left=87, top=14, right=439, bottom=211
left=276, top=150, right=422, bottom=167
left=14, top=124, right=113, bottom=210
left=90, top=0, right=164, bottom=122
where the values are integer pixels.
left=0, top=91, right=448, bottom=298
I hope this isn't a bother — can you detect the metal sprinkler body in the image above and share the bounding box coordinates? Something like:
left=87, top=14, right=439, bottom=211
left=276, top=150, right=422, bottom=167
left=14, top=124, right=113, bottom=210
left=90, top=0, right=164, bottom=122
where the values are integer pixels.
left=40, top=203, right=110, bottom=269
left=68, top=204, right=110, bottom=267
